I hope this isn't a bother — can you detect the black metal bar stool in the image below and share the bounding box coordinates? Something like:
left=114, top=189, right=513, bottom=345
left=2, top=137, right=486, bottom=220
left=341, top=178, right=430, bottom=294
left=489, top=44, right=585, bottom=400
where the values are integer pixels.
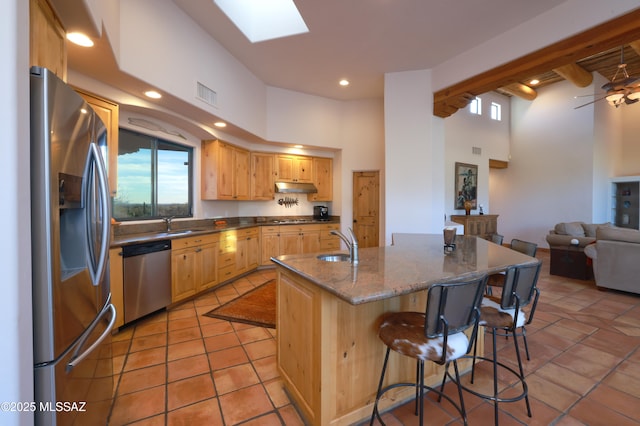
left=369, top=275, right=488, bottom=425
left=442, top=260, right=541, bottom=425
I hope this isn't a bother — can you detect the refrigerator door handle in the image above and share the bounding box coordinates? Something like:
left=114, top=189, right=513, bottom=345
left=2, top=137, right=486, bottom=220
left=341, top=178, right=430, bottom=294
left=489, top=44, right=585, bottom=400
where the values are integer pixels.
left=83, top=142, right=111, bottom=286
left=66, top=303, right=116, bottom=372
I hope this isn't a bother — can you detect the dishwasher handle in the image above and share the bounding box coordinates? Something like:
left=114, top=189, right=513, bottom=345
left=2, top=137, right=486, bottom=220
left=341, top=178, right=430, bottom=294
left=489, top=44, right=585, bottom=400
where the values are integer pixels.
left=122, top=240, right=171, bottom=257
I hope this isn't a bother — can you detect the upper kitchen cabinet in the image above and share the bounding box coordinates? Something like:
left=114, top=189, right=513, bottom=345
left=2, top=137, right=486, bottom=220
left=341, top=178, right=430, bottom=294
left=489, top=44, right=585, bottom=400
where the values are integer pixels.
left=251, top=152, right=275, bottom=200
left=30, top=0, right=67, bottom=81
left=75, top=89, right=120, bottom=197
left=276, top=154, right=313, bottom=183
left=202, top=140, right=250, bottom=200
left=308, top=157, right=333, bottom=202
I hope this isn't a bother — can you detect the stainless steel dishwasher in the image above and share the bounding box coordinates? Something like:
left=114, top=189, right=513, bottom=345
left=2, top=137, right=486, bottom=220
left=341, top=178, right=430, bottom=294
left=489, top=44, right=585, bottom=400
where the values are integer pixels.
left=122, top=240, right=172, bottom=323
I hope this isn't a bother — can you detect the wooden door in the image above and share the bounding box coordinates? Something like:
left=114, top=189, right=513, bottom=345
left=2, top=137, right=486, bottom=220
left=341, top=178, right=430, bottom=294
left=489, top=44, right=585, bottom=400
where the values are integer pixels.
left=353, top=171, right=380, bottom=248
left=217, top=142, right=235, bottom=199
left=301, top=230, right=321, bottom=254
left=198, top=242, right=218, bottom=291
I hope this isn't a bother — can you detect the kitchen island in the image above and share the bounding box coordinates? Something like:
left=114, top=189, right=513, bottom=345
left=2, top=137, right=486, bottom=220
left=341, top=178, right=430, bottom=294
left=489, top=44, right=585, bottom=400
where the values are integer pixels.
left=271, top=233, right=539, bottom=426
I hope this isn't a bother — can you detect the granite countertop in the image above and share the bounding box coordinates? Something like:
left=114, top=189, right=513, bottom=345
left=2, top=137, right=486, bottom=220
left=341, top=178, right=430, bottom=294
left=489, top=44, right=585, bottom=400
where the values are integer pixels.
left=271, top=233, right=539, bottom=305
left=111, top=216, right=340, bottom=247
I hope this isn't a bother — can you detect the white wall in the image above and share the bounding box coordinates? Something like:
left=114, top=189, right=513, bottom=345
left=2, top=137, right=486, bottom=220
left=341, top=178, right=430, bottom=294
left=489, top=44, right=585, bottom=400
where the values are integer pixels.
left=444, top=91, right=510, bottom=218
left=1, top=0, right=33, bottom=424
left=618, top=102, right=640, bottom=176
left=118, top=0, right=268, bottom=137
left=384, top=70, right=445, bottom=244
left=494, top=80, right=599, bottom=247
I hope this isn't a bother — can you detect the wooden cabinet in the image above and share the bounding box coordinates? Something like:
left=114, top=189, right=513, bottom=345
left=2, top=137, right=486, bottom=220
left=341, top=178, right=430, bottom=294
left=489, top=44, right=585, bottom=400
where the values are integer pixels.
left=450, top=214, right=499, bottom=240
left=319, top=223, right=340, bottom=250
left=75, top=89, right=120, bottom=197
left=280, top=225, right=322, bottom=256
left=202, top=140, right=250, bottom=200
left=261, top=226, right=281, bottom=266
left=307, top=157, right=333, bottom=202
left=30, top=0, right=67, bottom=81
left=235, top=227, right=260, bottom=275
left=171, top=233, right=220, bottom=303
left=218, top=227, right=260, bottom=283
left=251, top=152, right=275, bottom=200
left=276, top=155, right=313, bottom=183
left=108, top=247, right=124, bottom=329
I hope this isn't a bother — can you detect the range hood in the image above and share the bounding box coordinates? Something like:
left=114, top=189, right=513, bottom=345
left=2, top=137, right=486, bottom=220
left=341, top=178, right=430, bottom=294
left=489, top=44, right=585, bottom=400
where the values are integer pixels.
left=275, top=181, right=318, bottom=194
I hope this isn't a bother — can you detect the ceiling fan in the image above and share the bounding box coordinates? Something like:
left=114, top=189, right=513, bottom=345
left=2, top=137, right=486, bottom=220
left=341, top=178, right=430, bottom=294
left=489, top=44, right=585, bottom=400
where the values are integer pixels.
left=575, top=46, right=640, bottom=109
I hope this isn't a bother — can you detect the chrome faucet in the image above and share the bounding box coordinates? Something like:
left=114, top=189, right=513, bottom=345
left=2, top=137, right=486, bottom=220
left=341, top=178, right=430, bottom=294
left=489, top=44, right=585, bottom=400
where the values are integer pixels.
left=163, top=216, right=174, bottom=232
left=330, top=227, right=359, bottom=264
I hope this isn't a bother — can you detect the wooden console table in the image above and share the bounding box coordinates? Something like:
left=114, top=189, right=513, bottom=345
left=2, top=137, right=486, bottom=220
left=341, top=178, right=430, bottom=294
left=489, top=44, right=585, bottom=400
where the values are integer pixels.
left=450, top=214, right=498, bottom=240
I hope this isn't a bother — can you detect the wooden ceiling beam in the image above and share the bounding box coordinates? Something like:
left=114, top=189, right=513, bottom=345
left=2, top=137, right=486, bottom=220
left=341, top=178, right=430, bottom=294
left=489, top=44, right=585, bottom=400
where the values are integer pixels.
left=630, top=40, right=640, bottom=57
left=499, top=83, right=537, bottom=101
left=434, top=9, right=640, bottom=118
left=552, top=63, right=593, bottom=87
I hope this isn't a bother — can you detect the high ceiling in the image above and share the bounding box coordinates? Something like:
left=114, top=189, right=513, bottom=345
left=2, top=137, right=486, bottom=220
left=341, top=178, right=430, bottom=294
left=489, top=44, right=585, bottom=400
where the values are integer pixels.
left=57, top=0, right=640, bottom=128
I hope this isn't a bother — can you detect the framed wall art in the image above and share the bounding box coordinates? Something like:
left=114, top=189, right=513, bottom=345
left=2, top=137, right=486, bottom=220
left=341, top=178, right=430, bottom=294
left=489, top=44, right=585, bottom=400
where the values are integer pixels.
left=454, top=162, right=477, bottom=210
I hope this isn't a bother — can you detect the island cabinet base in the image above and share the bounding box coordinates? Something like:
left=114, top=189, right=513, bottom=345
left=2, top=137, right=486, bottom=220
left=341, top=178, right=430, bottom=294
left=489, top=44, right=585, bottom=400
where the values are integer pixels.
left=276, top=267, right=483, bottom=426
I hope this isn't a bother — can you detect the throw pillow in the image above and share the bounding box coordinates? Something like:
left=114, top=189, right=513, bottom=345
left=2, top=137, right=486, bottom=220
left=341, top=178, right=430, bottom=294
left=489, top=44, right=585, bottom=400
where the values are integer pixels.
left=558, top=222, right=586, bottom=237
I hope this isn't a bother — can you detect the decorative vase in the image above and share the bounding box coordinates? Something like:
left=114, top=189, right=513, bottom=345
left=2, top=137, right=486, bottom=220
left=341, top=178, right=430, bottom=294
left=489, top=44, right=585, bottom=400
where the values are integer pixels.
left=464, top=200, right=472, bottom=215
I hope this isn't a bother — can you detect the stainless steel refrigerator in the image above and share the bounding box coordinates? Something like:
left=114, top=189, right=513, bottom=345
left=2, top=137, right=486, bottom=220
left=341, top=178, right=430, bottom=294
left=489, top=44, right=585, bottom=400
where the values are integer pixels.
left=30, top=66, right=117, bottom=425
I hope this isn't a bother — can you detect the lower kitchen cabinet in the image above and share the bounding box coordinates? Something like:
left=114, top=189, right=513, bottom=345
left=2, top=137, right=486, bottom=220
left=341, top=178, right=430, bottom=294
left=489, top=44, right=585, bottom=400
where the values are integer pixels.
left=218, top=227, right=260, bottom=283
left=171, top=233, right=220, bottom=303
left=261, top=223, right=340, bottom=266
left=109, top=247, right=125, bottom=329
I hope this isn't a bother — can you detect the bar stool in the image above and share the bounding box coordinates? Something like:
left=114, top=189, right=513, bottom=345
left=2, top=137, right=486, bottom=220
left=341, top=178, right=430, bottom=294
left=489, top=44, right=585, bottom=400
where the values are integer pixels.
left=369, top=275, right=488, bottom=426
left=444, top=261, right=541, bottom=425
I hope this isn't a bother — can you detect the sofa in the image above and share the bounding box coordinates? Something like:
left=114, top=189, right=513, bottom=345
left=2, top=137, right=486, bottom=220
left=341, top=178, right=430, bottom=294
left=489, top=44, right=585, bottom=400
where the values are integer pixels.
left=545, top=222, right=612, bottom=280
left=546, top=221, right=612, bottom=248
left=584, top=226, right=640, bottom=295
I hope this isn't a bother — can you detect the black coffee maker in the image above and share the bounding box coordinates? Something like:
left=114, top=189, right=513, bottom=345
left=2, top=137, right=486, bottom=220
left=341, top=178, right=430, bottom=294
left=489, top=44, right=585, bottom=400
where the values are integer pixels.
left=313, top=206, right=329, bottom=220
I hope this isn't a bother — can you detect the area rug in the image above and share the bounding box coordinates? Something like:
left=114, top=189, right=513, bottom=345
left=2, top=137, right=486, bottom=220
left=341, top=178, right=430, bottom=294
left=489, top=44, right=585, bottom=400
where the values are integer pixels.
left=204, top=280, right=275, bottom=328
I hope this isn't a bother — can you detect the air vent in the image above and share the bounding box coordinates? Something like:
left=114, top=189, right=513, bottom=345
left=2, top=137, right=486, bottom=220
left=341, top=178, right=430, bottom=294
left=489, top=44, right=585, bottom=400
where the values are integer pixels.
left=196, top=82, right=217, bottom=107
left=472, top=146, right=482, bottom=155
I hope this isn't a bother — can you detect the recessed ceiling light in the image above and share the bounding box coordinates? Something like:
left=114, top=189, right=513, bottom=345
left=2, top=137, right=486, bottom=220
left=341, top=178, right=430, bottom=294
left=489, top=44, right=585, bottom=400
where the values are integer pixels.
left=214, top=0, right=309, bottom=43
left=339, top=79, right=350, bottom=87
left=529, top=79, right=540, bottom=86
left=293, top=144, right=303, bottom=148
left=144, top=90, right=162, bottom=99
left=214, top=121, right=227, bottom=128
left=66, top=32, right=94, bottom=47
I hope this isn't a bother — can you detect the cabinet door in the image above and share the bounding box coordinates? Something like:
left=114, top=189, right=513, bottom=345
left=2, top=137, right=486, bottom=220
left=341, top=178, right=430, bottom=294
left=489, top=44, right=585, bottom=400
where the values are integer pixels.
left=198, top=242, right=219, bottom=291
left=108, top=248, right=124, bottom=329
left=261, top=228, right=281, bottom=265
left=308, top=157, right=332, bottom=201
left=30, top=0, right=66, bottom=81
left=76, top=89, right=120, bottom=197
left=295, top=157, right=313, bottom=183
left=217, top=142, right=235, bottom=199
left=246, top=234, right=260, bottom=270
left=172, top=248, right=198, bottom=302
left=280, top=230, right=302, bottom=256
left=234, top=148, right=251, bottom=200
left=251, top=153, right=275, bottom=200
left=301, top=230, right=321, bottom=254
left=277, top=156, right=295, bottom=182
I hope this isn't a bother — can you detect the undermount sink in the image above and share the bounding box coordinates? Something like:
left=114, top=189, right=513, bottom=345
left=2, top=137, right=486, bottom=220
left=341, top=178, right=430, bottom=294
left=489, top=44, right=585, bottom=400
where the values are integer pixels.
left=316, top=253, right=351, bottom=262
left=165, top=230, right=193, bottom=236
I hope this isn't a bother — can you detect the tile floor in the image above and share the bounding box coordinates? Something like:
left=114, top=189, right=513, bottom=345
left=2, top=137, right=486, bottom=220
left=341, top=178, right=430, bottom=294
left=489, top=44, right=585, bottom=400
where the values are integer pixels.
left=107, top=250, right=640, bottom=425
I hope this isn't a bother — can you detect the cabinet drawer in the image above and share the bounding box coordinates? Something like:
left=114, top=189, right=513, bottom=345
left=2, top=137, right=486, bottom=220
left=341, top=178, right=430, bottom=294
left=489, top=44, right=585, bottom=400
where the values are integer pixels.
left=320, top=239, right=340, bottom=250
left=172, top=233, right=219, bottom=249
left=218, top=264, right=236, bottom=282
left=218, top=251, right=235, bottom=267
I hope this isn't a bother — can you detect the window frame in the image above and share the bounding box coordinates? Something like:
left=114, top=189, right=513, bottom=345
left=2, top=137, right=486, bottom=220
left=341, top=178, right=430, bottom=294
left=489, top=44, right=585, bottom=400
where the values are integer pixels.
left=112, top=128, right=194, bottom=221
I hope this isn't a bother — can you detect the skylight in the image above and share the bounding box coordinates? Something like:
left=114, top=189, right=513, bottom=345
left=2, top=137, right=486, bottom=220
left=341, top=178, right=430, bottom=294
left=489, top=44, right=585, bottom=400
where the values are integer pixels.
left=214, top=0, right=309, bottom=43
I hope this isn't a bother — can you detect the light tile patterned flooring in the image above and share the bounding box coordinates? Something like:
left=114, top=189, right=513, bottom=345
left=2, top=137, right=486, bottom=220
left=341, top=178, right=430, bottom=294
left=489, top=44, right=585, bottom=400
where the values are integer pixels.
left=108, top=251, right=640, bottom=425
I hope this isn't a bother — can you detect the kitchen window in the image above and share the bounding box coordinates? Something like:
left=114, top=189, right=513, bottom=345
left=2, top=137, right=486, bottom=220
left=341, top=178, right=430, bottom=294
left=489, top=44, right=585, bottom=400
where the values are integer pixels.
left=112, top=128, right=193, bottom=220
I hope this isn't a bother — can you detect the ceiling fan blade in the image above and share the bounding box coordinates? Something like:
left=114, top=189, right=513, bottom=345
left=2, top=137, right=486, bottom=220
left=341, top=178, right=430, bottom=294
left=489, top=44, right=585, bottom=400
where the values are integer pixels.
left=574, top=94, right=609, bottom=109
